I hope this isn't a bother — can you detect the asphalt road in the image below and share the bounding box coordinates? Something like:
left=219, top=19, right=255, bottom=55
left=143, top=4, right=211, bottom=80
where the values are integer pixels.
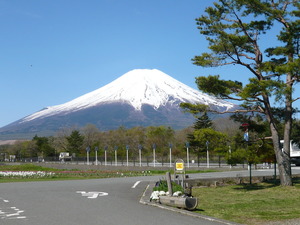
left=1, top=167, right=300, bottom=225
left=1, top=176, right=234, bottom=225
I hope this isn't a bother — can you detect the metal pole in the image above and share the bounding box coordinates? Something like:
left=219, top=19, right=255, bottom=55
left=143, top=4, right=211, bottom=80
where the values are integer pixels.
left=138, top=144, right=142, bottom=167
left=95, top=147, right=98, bottom=166
left=250, top=163, right=252, bottom=184
left=104, top=146, right=107, bottom=166
left=229, top=145, right=232, bottom=169
left=153, top=148, right=156, bottom=167
left=153, top=144, right=156, bottom=168
left=95, top=150, right=97, bottom=166
left=207, top=150, right=209, bottom=168
left=186, top=142, right=190, bottom=168
left=206, top=141, right=209, bottom=168
left=169, top=143, right=172, bottom=168
left=139, top=149, right=141, bottom=167
left=86, top=146, right=90, bottom=165
left=114, top=146, right=118, bottom=166
left=87, top=151, right=89, bottom=165
left=187, top=147, right=190, bottom=168
left=126, top=145, right=129, bottom=167
left=274, top=156, right=277, bottom=182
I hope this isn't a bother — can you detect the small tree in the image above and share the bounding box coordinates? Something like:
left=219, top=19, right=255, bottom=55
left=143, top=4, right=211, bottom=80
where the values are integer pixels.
left=193, top=112, right=213, bottom=129
left=146, top=126, right=175, bottom=164
left=184, top=111, right=214, bottom=166
left=126, top=126, right=147, bottom=163
left=66, top=130, right=84, bottom=156
left=194, top=128, right=228, bottom=163
left=81, top=124, right=101, bottom=153
left=33, top=135, right=55, bottom=157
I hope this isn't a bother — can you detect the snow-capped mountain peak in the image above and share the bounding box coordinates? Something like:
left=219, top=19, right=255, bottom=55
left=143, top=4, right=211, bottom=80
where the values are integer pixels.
left=22, top=69, right=235, bottom=123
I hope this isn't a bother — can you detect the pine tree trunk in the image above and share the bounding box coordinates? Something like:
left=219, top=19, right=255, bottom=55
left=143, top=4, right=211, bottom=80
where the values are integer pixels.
left=264, top=90, right=293, bottom=186
left=282, top=70, right=293, bottom=185
left=270, top=123, right=293, bottom=186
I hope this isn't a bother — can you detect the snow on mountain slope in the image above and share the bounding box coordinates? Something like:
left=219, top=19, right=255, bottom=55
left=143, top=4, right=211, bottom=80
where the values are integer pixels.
left=21, top=69, right=235, bottom=123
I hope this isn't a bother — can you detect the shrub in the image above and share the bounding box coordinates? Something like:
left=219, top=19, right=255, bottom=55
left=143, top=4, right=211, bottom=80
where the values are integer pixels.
left=153, top=180, right=184, bottom=193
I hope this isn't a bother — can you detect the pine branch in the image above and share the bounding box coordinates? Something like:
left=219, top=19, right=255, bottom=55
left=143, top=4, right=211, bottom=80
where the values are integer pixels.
left=209, top=108, right=264, bottom=114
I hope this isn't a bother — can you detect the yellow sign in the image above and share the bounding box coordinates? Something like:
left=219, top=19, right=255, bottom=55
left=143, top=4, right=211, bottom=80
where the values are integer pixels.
left=176, top=162, right=184, bottom=171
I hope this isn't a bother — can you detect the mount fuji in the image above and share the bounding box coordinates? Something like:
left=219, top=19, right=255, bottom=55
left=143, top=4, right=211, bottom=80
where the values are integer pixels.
left=0, top=69, right=236, bottom=139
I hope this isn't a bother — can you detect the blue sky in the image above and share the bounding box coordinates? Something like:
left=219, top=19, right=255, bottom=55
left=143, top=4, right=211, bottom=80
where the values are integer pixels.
left=0, top=0, right=299, bottom=128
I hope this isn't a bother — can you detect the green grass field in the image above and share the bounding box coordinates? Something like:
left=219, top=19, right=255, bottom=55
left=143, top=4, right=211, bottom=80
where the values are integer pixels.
left=193, top=179, right=300, bottom=225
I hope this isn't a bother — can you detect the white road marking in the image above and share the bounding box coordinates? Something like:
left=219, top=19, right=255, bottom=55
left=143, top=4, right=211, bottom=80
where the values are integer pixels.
left=0, top=199, right=26, bottom=220
left=76, top=191, right=108, bottom=199
left=12, top=216, right=27, bottom=219
left=132, top=181, right=141, bottom=189
left=7, top=211, right=24, bottom=217
left=0, top=198, right=9, bottom=203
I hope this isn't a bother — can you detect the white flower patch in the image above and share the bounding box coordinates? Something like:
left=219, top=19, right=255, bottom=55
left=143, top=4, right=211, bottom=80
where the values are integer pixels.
left=150, top=190, right=183, bottom=201
left=150, top=191, right=161, bottom=201
left=172, top=191, right=182, bottom=197
left=0, top=171, right=55, bottom=178
left=150, top=191, right=168, bottom=201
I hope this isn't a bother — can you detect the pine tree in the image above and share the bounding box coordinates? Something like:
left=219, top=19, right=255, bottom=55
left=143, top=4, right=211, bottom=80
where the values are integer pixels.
left=193, top=112, right=213, bottom=130
left=187, top=112, right=214, bottom=166
left=182, top=0, right=300, bottom=186
left=66, top=130, right=84, bottom=155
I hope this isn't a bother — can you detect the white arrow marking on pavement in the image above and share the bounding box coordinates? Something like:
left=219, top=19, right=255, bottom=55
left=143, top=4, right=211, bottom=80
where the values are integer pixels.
left=76, top=191, right=108, bottom=199
left=132, top=181, right=141, bottom=188
left=0, top=198, right=26, bottom=220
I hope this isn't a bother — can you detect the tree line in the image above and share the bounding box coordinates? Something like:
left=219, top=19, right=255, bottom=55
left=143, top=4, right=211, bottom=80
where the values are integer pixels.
left=1, top=115, right=299, bottom=167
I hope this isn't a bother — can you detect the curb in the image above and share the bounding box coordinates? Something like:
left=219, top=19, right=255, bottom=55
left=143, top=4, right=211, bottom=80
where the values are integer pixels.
left=139, top=182, right=242, bottom=225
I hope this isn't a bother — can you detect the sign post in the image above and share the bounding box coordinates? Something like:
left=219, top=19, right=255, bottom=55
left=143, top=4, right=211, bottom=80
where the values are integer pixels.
left=153, top=143, right=156, bottom=167
left=138, top=144, right=142, bottom=167
left=242, top=123, right=251, bottom=183
left=229, top=145, right=232, bottom=169
left=186, top=142, right=190, bottom=168
left=169, top=143, right=172, bottom=168
left=206, top=141, right=209, bottom=168
left=126, top=145, right=129, bottom=167
left=95, top=147, right=98, bottom=166
left=174, top=159, right=185, bottom=188
left=242, top=123, right=249, bottom=142
left=104, top=146, right=107, bottom=166
left=86, top=146, right=90, bottom=165
left=114, top=146, right=118, bottom=166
